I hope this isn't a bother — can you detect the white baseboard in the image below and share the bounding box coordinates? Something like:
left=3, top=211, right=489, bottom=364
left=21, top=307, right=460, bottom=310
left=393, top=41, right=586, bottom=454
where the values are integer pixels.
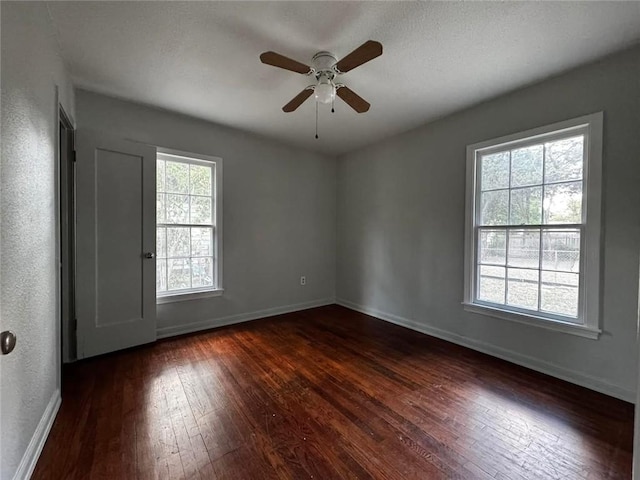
left=12, top=389, right=61, bottom=480
left=157, top=297, right=336, bottom=339
left=336, top=298, right=634, bottom=403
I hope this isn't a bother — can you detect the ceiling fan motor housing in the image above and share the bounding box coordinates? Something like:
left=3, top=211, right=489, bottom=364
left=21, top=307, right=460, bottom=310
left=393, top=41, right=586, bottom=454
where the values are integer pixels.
left=312, top=51, right=338, bottom=80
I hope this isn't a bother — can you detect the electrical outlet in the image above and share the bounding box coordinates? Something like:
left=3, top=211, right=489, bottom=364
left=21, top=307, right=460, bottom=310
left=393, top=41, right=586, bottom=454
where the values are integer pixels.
left=300, top=276, right=306, bottom=286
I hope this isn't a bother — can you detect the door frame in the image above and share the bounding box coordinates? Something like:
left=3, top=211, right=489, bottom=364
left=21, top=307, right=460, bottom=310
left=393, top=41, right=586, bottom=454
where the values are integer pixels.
left=634, top=258, right=640, bottom=479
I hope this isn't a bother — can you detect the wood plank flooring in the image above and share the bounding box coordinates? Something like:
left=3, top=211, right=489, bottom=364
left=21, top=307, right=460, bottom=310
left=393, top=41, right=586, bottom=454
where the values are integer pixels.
left=33, top=305, right=633, bottom=479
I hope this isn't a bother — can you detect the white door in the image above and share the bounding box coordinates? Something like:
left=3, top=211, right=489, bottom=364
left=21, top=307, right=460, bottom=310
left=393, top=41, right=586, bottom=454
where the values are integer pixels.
left=75, top=130, right=157, bottom=358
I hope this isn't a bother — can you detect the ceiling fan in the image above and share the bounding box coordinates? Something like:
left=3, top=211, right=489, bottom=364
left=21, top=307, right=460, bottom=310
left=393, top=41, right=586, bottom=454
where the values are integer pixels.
left=260, top=40, right=383, bottom=114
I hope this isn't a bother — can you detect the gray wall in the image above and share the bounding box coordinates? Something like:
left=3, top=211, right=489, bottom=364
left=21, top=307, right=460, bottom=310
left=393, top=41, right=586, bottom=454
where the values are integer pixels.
left=76, top=90, right=336, bottom=337
left=336, top=46, right=640, bottom=402
left=0, top=2, right=75, bottom=479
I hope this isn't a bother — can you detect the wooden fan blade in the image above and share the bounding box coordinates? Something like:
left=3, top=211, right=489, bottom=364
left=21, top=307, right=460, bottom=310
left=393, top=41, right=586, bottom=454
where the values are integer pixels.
left=283, top=89, right=314, bottom=112
left=260, top=51, right=311, bottom=74
left=334, top=40, right=383, bottom=73
left=336, top=86, right=370, bottom=113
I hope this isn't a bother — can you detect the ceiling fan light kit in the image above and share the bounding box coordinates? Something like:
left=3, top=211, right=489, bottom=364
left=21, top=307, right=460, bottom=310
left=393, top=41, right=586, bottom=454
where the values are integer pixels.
left=311, top=52, right=340, bottom=105
left=259, top=40, right=383, bottom=137
left=314, top=77, right=335, bottom=105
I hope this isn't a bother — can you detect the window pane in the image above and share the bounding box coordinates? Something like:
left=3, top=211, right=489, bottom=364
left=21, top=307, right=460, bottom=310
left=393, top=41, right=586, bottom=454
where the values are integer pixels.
left=156, top=193, right=165, bottom=224
left=543, top=181, right=582, bottom=224
left=509, top=186, right=542, bottom=225
left=191, top=227, right=212, bottom=257
left=480, top=152, right=510, bottom=191
left=167, top=258, right=191, bottom=291
left=544, top=135, right=583, bottom=184
left=507, top=268, right=539, bottom=310
left=166, top=161, right=189, bottom=194
left=480, top=190, right=509, bottom=226
left=157, top=227, right=166, bottom=259
left=166, top=194, right=189, bottom=224
left=157, top=154, right=219, bottom=297
left=157, top=160, right=165, bottom=192
left=542, top=229, right=580, bottom=273
left=507, top=229, right=540, bottom=269
left=192, top=257, right=214, bottom=288
left=190, top=196, right=212, bottom=225
left=479, top=229, right=506, bottom=265
left=190, top=164, right=212, bottom=196
left=156, top=259, right=167, bottom=292
left=477, top=265, right=505, bottom=304
left=511, top=145, right=543, bottom=187
left=167, top=227, right=190, bottom=257
left=540, top=271, right=579, bottom=318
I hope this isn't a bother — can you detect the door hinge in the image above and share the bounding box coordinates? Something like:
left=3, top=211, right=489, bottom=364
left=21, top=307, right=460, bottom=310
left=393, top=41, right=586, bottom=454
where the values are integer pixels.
left=72, top=150, right=77, bottom=162
left=73, top=318, right=78, bottom=332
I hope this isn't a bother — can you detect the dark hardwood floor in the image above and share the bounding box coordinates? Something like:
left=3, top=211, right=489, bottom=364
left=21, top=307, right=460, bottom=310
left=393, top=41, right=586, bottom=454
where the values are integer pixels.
left=33, top=305, right=633, bottom=479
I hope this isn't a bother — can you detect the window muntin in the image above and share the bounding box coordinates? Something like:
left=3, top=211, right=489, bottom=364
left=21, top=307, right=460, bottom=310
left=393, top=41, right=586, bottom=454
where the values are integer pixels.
left=474, top=131, right=586, bottom=322
left=156, top=152, right=218, bottom=297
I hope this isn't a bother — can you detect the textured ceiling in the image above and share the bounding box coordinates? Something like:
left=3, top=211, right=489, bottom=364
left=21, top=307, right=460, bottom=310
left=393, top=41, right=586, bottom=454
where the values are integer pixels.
left=47, top=1, right=640, bottom=156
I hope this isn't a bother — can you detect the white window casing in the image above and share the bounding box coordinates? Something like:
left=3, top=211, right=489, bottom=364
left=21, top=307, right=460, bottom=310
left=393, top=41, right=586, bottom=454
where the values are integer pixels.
left=156, top=147, right=223, bottom=303
left=463, top=112, right=603, bottom=339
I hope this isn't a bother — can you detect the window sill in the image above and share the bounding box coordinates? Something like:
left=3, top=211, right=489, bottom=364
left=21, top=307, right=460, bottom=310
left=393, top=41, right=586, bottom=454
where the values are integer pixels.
left=462, top=302, right=600, bottom=339
left=157, top=288, right=224, bottom=304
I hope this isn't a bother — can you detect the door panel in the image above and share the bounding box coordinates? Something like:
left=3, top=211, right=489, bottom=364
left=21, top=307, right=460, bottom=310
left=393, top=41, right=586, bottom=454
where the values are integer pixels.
left=96, top=150, right=144, bottom=327
left=76, top=130, right=156, bottom=358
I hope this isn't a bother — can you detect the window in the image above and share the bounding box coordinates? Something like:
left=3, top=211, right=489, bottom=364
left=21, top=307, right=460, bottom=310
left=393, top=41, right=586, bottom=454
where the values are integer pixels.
left=463, top=113, right=602, bottom=338
left=156, top=149, right=223, bottom=302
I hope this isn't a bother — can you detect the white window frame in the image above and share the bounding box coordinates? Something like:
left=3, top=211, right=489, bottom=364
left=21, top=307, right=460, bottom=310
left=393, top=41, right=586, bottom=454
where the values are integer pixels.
left=156, top=147, right=223, bottom=304
left=463, top=112, right=603, bottom=339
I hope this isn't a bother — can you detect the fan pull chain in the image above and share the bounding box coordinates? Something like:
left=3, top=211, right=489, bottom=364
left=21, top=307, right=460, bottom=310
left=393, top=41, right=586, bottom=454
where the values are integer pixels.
left=315, top=101, right=319, bottom=139
left=331, top=98, right=335, bottom=113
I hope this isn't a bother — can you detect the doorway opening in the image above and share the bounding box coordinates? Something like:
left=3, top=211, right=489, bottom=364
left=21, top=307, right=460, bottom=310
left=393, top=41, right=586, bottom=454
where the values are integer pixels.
left=59, top=106, right=76, bottom=363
